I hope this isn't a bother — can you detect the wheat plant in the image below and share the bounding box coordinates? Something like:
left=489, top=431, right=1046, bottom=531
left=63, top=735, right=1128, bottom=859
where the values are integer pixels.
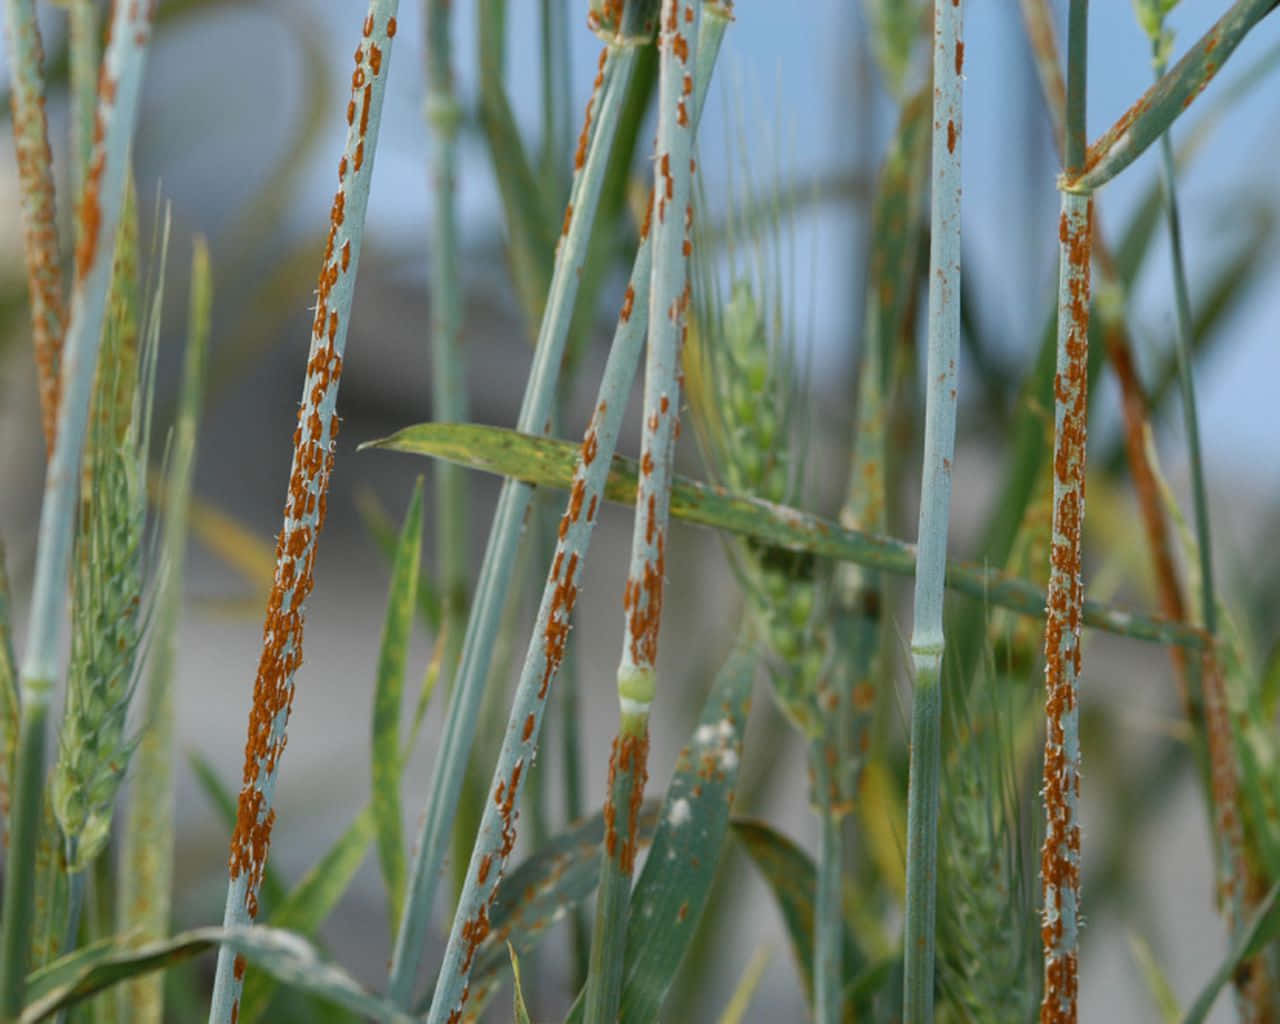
left=1, top=1, right=1279, bottom=1022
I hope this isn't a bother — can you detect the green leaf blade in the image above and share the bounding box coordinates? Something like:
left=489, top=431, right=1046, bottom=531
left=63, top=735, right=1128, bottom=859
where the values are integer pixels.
left=371, top=479, right=424, bottom=938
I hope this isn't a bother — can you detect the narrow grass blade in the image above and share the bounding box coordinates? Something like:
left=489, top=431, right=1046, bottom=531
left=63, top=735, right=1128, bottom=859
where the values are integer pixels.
left=585, top=3, right=700, bottom=1018
left=538, top=0, right=572, bottom=197
left=3, top=0, right=67, bottom=450
left=1128, top=933, right=1182, bottom=1023
left=0, top=544, right=18, bottom=842
left=179, top=493, right=276, bottom=595
left=371, top=479, right=424, bottom=938
left=717, top=947, right=772, bottom=1024
left=367, top=423, right=1206, bottom=650
left=902, top=2, right=965, bottom=1014
left=355, top=487, right=441, bottom=628
left=117, top=234, right=212, bottom=1024
left=1071, top=0, right=1279, bottom=192
left=476, top=0, right=556, bottom=329
left=731, top=820, right=865, bottom=1014
left=20, top=927, right=416, bottom=1024
left=1181, top=882, right=1280, bottom=1024
left=210, top=8, right=402, bottom=1020
left=0, top=1, right=155, bottom=1012
left=509, top=945, right=533, bottom=1024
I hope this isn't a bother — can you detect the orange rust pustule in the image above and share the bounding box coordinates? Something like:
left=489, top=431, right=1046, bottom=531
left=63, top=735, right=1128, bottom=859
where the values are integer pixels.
left=458, top=902, right=491, bottom=975
left=74, top=99, right=110, bottom=282
left=672, top=31, right=688, bottom=63
left=602, top=728, right=651, bottom=874
left=626, top=534, right=666, bottom=667
left=946, top=119, right=957, bottom=154
left=955, top=40, right=964, bottom=75
left=541, top=551, right=579, bottom=697
left=619, top=729, right=650, bottom=873
left=620, top=283, right=636, bottom=322
left=574, top=48, right=609, bottom=172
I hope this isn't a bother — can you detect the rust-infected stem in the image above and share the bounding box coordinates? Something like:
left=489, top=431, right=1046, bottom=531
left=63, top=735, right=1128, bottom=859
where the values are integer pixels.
left=3, top=0, right=67, bottom=451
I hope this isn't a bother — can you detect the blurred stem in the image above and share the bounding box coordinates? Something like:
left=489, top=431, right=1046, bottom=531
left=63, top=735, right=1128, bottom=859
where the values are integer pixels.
left=67, top=0, right=98, bottom=240
left=119, top=237, right=211, bottom=1024
left=812, top=745, right=843, bottom=1024
left=425, top=0, right=469, bottom=668
left=0, top=545, right=18, bottom=842
left=903, top=1, right=964, bottom=1017
left=425, top=0, right=472, bottom=900
left=1152, top=53, right=1215, bottom=639
left=0, top=0, right=154, bottom=1012
left=539, top=0, right=572, bottom=198
left=1151, top=40, right=1273, bottom=1016
left=4, top=0, right=66, bottom=451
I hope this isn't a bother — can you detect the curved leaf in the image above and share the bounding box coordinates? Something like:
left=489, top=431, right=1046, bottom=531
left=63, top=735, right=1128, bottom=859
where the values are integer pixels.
left=731, top=819, right=867, bottom=1017
left=365, top=423, right=1204, bottom=650
left=19, top=927, right=414, bottom=1024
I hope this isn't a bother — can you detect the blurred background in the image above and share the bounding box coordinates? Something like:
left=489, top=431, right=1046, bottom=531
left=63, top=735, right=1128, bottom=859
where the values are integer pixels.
left=2, top=1, right=1279, bottom=1019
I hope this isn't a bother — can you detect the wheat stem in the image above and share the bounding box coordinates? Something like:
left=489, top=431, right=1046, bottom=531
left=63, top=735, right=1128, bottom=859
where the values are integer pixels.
left=207, top=6, right=400, bottom=1020
left=902, top=0, right=964, bottom=1016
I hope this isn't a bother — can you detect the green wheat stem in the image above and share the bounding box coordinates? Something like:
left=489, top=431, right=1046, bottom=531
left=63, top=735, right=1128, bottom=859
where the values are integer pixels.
left=117, top=236, right=211, bottom=1024
left=1041, top=4, right=1090, bottom=1020
left=584, top=4, right=699, bottom=1018
left=539, top=0, right=573, bottom=196
left=388, top=9, right=657, bottom=1005
left=424, top=0, right=469, bottom=702
left=207, top=5, right=400, bottom=1021
left=812, top=745, right=843, bottom=1023
left=3, top=0, right=67, bottom=451
left=903, top=1, right=964, bottom=1017
left=0, top=0, right=154, bottom=1013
